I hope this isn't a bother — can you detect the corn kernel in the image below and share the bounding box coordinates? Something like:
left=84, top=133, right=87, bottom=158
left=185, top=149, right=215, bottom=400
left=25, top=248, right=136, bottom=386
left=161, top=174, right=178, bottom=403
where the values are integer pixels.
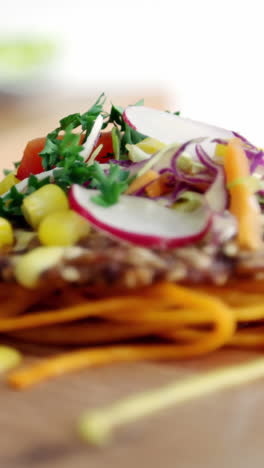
left=137, top=138, right=166, bottom=154
left=215, top=143, right=227, bottom=159
left=0, top=172, right=19, bottom=195
left=38, top=210, right=90, bottom=246
left=14, top=246, right=65, bottom=288
left=22, top=184, right=69, bottom=229
left=0, top=217, right=14, bottom=247
left=0, top=346, right=22, bottom=372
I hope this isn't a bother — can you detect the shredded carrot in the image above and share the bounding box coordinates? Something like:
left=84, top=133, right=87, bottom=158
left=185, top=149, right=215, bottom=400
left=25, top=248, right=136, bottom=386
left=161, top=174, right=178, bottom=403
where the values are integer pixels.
left=145, top=173, right=172, bottom=198
left=125, top=170, right=159, bottom=194
left=224, top=139, right=262, bottom=250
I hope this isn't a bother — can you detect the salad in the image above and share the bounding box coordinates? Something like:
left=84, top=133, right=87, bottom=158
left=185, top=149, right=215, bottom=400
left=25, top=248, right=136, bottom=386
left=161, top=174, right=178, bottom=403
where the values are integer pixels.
left=0, top=94, right=263, bottom=290
left=0, top=95, right=264, bottom=442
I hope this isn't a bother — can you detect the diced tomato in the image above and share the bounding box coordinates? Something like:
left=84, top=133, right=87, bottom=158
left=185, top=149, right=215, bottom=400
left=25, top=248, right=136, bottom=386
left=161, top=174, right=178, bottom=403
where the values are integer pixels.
left=16, top=134, right=69, bottom=180
left=94, top=131, right=113, bottom=163
left=16, top=131, right=112, bottom=181
left=16, top=137, right=46, bottom=180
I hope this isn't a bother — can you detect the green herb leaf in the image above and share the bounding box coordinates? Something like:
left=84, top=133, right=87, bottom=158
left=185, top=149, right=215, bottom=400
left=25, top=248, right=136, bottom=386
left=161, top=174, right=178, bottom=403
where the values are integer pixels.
left=59, top=113, right=81, bottom=129
left=40, top=94, right=107, bottom=170
left=90, top=162, right=132, bottom=207
left=3, top=169, right=12, bottom=176
left=111, top=127, right=121, bottom=160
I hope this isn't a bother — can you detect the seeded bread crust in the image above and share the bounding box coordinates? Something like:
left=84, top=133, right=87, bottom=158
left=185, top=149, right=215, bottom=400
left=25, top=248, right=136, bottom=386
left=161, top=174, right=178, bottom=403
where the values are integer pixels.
left=1, top=229, right=264, bottom=291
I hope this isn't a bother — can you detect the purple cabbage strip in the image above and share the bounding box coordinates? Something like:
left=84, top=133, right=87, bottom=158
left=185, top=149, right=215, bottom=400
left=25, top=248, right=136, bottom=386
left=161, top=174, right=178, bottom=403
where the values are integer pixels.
left=110, top=159, right=132, bottom=167
left=170, top=139, right=213, bottom=186
left=249, top=150, right=264, bottom=173
left=170, top=140, right=195, bottom=173
left=212, top=138, right=228, bottom=145
left=195, top=144, right=219, bottom=174
left=160, top=182, right=189, bottom=206
left=232, top=131, right=256, bottom=148
left=214, top=133, right=264, bottom=173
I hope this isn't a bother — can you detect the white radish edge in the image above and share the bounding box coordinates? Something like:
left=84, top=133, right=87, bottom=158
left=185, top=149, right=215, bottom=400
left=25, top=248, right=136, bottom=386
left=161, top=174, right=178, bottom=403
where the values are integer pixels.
left=123, top=106, right=234, bottom=145
left=69, top=185, right=212, bottom=249
left=205, top=169, right=227, bottom=213
left=86, top=144, right=104, bottom=166
left=0, top=169, right=57, bottom=197
left=1, top=162, right=110, bottom=198
left=80, top=114, right=104, bottom=161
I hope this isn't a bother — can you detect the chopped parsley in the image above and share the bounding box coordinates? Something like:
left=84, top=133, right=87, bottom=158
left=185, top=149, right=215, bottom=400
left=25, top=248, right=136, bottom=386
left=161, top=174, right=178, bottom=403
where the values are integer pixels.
left=40, top=94, right=106, bottom=170
left=89, top=162, right=133, bottom=207
left=0, top=94, right=145, bottom=220
left=107, top=101, right=146, bottom=159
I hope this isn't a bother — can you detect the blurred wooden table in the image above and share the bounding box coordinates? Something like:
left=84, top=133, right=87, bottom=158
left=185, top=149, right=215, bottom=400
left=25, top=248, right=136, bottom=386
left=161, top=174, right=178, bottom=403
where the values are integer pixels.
left=1, top=92, right=264, bottom=468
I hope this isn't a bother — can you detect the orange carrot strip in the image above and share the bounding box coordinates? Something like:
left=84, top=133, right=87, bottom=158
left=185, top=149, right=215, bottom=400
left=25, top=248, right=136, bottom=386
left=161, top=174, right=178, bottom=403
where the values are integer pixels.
left=145, top=173, right=172, bottom=198
left=224, top=139, right=262, bottom=250
left=125, top=170, right=159, bottom=194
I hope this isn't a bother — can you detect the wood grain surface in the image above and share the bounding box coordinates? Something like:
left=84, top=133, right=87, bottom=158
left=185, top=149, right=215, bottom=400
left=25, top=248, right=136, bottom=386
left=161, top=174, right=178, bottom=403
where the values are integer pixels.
left=1, top=93, right=264, bottom=468
left=1, top=346, right=264, bottom=468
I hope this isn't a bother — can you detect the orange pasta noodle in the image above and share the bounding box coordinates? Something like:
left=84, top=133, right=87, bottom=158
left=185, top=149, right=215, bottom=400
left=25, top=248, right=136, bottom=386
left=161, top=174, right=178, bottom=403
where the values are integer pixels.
left=8, top=283, right=235, bottom=389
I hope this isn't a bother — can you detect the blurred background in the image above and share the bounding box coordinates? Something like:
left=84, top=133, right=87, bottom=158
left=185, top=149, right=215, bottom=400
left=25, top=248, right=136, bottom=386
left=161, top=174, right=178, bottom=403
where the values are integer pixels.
left=0, top=0, right=263, bottom=171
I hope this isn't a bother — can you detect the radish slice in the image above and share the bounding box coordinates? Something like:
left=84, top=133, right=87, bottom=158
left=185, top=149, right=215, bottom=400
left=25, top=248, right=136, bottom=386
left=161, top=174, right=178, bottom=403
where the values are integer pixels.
left=69, top=185, right=212, bottom=249
left=205, top=169, right=227, bottom=213
left=80, top=114, right=104, bottom=161
left=123, top=106, right=234, bottom=145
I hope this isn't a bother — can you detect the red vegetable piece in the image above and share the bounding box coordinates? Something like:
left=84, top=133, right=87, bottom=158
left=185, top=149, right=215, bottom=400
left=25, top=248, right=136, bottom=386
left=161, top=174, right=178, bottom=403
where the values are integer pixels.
left=17, top=137, right=46, bottom=180
left=94, top=132, right=113, bottom=163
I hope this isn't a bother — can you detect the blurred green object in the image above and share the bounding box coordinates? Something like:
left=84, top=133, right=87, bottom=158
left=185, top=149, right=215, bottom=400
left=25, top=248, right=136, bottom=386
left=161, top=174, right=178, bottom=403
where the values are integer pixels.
left=0, top=39, right=56, bottom=90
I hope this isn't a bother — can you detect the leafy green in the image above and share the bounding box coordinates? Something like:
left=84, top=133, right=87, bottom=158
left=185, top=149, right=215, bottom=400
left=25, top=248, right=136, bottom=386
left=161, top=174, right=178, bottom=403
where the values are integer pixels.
left=3, top=169, right=12, bottom=176
left=107, top=99, right=146, bottom=158
left=0, top=94, right=148, bottom=221
left=111, top=127, right=121, bottom=160
left=40, top=94, right=146, bottom=170
left=3, top=160, right=20, bottom=176
left=53, top=164, right=91, bottom=192
left=59, top=93, right=106, bottom=131
left=40, top=94, right=106, bottom=170
left=165, top=109, right=181, bottom=116
left=39, top=129, right=60, bottom=170
left=89, top=162, right=133, bottom=207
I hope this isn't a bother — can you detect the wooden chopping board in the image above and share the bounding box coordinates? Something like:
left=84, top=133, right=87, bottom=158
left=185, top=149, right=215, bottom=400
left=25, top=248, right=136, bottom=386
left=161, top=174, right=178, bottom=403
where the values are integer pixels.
left=1, top=93, right=264, bottom=468
left=1, top=346, right=264, bottom=468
